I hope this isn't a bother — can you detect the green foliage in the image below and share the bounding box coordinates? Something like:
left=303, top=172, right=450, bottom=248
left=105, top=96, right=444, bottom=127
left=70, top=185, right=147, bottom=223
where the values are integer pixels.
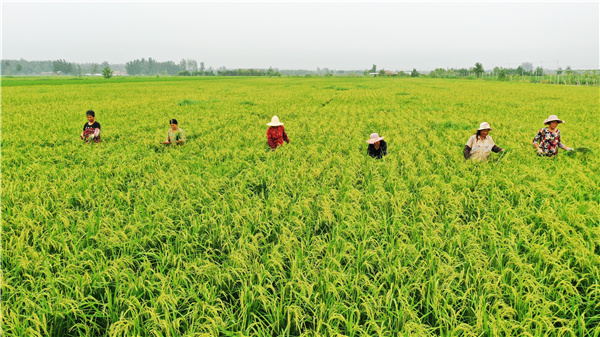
left=2, top=76, right=599, bottom=336
left=411, top=68, right=420, bottom=77
left=102, top=67, right=113, bottom=79
left=473, top=62, right=484, bottom=78
left=52, top=59, right=74, bottom=75
left=535, top=67, right=544, bottom=76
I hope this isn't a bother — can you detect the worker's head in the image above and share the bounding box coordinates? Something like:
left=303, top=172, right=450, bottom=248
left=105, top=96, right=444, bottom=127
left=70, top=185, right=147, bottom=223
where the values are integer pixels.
left=476, top=122, right=492, bottom=139
left=170, top=119, right=178, bottom=130
left=86, top=110, right=95, bottom=123
left=544, top=115, right=564, bottom=129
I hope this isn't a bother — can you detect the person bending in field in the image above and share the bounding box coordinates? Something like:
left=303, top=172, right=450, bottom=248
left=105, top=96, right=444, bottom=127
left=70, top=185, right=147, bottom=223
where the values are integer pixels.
left=366, top=133, right=387, bottom=159
left=533, top=115, right=573, bottom=157
left=162, top=119, right=186, bottom=145
left=266, top=116, right=289, bottom=150
left=463, top=122, right=503, bottom=161
left=81, top=110, right=101, bottom=143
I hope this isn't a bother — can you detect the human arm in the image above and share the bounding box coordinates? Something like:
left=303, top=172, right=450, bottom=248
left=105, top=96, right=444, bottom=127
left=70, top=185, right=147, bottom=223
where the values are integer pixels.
left=176, top=130, right=186, bottom=144
left=463, top=146, right=471, bottom=159
left=491, top=145, right=503, bottom=153
left=559, top=144, right=574, bottom=151
left=556, top=132, right=573, bottom=151
left=464, top=136, right=474, bottom=159
left=532, top=130, right=544, bottom=154
left=282, top=128, right=290, bottom=144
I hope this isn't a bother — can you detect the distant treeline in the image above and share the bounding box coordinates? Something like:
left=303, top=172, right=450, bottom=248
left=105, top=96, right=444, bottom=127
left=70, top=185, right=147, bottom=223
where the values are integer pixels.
left=1, top=59, right=597, bottom=86
left=1, top=59, right=126, bottom=76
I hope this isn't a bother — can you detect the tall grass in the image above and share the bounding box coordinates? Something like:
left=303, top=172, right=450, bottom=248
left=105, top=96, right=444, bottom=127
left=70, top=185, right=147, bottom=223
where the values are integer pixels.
left=2, top=76, right=599, bottom=336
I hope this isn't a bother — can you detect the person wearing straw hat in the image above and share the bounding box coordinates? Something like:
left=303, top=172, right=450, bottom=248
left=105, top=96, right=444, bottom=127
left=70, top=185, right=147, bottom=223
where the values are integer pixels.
left=266, top=115, right=290, bottom=150
left=463, top=122, right=504, bottom=161
left=532, top=115, right=573, bottom=157
left=162, top=119, right=186, bottom=145
left=366, top=133, right=387, bottom=159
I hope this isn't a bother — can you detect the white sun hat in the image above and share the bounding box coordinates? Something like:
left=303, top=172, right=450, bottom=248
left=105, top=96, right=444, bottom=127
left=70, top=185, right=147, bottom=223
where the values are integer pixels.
left=366, top=133, right=384, bottom=144
left=544, top=115, right=564, bottom=125
left=477, top=122, right=492, bottom=131
left=267, top=115, right=284, bottom=126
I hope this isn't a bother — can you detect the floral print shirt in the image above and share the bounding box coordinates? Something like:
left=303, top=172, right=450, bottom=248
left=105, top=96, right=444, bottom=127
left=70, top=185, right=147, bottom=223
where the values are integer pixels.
left=533, top=127, right=564, bottom=157
left=82, top=121, right=101, bottom=143
left=166, top=128, right=186, bottom=143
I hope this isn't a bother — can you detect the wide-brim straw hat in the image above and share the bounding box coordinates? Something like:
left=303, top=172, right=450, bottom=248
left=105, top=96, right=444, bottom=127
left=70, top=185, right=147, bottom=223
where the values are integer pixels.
left=544, top=115, right=564, bottom=125
left=366, top=133, right=384, bottom=144
left=267, top=115, right=284, bottom=126
left=477, top=122, right=492, bottom=131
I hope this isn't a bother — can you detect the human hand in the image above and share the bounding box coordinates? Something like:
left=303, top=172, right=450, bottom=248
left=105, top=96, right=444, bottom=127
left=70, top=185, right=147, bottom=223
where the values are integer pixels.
left=537, top=148, right=544, bottom=155
left=566, top=147, right=574, bottom=151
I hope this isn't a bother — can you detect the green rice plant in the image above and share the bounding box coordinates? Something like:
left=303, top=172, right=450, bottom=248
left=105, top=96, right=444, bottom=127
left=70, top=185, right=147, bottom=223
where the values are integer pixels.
left=1, top=76, right=599, bottom=336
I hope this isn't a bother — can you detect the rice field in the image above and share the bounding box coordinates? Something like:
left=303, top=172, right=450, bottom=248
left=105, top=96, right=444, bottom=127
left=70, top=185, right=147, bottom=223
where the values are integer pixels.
left=2, top=76, right=599, bottom=336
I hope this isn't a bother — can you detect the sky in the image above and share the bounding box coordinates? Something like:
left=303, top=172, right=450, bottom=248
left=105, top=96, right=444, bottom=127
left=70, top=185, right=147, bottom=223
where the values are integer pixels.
left=1, top=1, right=598, bottom=71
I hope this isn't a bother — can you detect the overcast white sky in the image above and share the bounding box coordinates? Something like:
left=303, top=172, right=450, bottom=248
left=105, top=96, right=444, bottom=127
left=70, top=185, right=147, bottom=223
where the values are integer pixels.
left=1, top=1, right=598, bottom=70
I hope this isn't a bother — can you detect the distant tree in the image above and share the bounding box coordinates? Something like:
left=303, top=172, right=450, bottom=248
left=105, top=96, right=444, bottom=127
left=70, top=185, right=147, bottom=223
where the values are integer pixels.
left=498, top=69, right=507, bottom=80
left=90, top=63, right=99, bottom=74
left=565, top=66, right=572, bottom=74
left=516, top=66, right=524, bottom=76
left=16, top=63, right=22, bottom=73
left=3, top=61, right=10, bottom=75
left=411, top=68, right=420, bottom=77
left=379, top=69, right=386, bottom=76
left=473, top=63, right=484, bottom=78
left=76, top=65, right=83, bottom=76
left=521, top=62, right=533, bottom=72
left=370, top=64, right=377, bottom=73
left=457, top=68, right=469, bottom=77
left=398, top=71, right=406, bottom=77
left=556, top=67, right=563, bottom=75
left=534, top=67, right=544, bottom=76
left=433, top=68, right=447, bottom=78
left=179, top=59, right=187, bottom=72
left=187, top=59, right=198, bottom=72
left=102, top=67, right=113, bottom=79
left=101, top=61, right=110, bottom=69
left=52, top=59, right=74, bottom=74
left=200, top=62, right=205, bottom=72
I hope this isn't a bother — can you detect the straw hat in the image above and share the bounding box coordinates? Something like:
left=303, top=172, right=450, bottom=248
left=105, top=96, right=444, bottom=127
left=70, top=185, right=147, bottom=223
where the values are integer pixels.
left=267, top=115, right=284, bottom=126
left=543, top=115, right=564, bottom=125
left=477, top=122, right=492, bottom=131
left=366, top=133, right=384, bottom=144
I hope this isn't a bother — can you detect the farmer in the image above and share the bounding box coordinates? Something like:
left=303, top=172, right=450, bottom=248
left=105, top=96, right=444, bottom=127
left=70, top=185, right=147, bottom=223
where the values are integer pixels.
left=366, top=133, right=387, bottom=159
left=266, top=116, right=290, bottom=150
left=532, top=115, right=573, bottom=157
left=463, top=122, right=503, bottom=160
left=80, top=110, right=101, bottom=143
left=162, top=119, right=186, bottom=145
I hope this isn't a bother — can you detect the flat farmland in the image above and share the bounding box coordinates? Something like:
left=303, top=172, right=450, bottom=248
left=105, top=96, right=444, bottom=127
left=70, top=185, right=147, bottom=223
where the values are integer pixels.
left=2, top=76, right=599, bottom=336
